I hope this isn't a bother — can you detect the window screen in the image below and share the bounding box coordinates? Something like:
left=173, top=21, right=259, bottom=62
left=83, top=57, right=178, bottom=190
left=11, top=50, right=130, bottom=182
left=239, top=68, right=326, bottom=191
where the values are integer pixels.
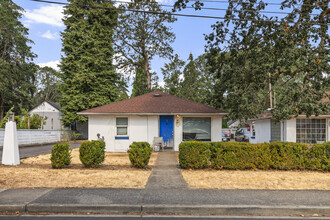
left=296, top=119, right=326, bottom=143
left=183, top=117, right=211, bottom=141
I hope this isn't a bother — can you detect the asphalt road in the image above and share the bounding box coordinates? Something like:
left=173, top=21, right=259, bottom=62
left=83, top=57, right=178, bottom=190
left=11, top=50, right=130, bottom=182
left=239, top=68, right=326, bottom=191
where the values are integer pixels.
left=0, top=142, right=81, bottom=160
left=0, top=216, right=329, bottom=220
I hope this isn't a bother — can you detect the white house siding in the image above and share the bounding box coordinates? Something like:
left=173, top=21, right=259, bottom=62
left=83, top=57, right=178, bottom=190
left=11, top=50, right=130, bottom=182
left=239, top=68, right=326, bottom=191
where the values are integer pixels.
left=254, top=119, right=271, bottom=143
left=211, top=116, right=222, bottom=142
left=173, top=116, right=182, bottom=151
left=285, top=119, right=296, bottom=142
left=88, top=115, right=159, bottom=152
left=30, top=102, right=62, bottom=130
left=88, top=114, right=223, bottom=152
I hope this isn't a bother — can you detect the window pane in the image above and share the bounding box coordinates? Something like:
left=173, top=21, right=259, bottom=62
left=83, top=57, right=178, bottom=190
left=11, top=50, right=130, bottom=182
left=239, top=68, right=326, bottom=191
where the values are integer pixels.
left=116, top=117, right=128, bottom=126
left=117, top=127, right=127, bottom=135
left=296, top=119, right=326, bottom=143
left=183, top=117, right=211, bottom=141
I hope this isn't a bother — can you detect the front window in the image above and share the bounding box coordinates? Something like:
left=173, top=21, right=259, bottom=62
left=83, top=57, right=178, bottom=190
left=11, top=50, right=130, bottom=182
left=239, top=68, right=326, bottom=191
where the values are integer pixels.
left=183, top=117, right=211, bottom=141
left=296, top=119, right=326, bottom=143
left=116, top=117, right=128, bottom=136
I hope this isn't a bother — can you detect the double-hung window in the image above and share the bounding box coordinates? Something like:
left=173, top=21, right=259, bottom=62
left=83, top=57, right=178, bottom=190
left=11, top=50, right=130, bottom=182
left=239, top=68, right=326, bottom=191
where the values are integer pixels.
left=116, top=117, right=128, bottom=136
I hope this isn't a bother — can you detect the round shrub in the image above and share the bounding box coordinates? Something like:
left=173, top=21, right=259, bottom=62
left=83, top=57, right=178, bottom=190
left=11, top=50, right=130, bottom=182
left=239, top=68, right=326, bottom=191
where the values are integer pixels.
left=79, top=140, right=105, bottom=168
left=128, top=142, right=152, bottom=168
left=50, top=143, right=71, bottom=169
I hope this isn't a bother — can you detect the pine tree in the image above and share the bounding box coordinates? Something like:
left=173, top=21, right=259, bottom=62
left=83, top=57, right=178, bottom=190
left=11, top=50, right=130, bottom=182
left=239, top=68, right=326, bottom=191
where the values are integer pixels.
left=131, top=65, right=149, bottom=97
left=59, top=0, right=122, bottom=126
left=0, top=0, right=37, bottom=119
left=115, top=0, right=176, bottom=89
left=162, top=54, right=185, bottom=96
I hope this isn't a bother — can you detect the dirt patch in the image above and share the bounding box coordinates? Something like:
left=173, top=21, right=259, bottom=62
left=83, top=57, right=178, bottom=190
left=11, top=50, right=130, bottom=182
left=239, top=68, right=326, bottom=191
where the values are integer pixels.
left=181, top=170, right=330, bottom=190
left=0, top=149, right=158, bottom=188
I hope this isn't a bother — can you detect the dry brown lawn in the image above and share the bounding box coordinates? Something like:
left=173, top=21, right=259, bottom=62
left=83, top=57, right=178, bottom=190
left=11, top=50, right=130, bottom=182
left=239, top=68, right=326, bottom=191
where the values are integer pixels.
left=0, top=149, right=158, bottom=189
left=181, top=169, right=330, bottom=190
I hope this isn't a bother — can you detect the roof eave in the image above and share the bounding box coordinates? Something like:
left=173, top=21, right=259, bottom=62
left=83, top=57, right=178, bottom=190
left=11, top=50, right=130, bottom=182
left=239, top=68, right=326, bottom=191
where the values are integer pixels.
left=78, top=112, right=227, bottom=116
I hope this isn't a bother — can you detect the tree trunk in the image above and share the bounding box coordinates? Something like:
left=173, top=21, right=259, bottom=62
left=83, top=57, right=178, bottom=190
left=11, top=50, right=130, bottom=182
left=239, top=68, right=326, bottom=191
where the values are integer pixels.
left=143, top=56, right=151, bottom=89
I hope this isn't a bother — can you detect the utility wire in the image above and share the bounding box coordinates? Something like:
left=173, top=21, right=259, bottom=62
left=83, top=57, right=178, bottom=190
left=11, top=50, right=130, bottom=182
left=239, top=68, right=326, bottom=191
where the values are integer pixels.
left=112, top=0, right=321, bottom=16
left=182, top=0, right=329, bottom=7
left=30, top=0, right=330, bottom=26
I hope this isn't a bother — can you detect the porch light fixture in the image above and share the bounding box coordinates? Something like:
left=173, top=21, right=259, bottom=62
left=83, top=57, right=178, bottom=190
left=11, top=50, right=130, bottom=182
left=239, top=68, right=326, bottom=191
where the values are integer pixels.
left=176, top=115, right=181, bottom=118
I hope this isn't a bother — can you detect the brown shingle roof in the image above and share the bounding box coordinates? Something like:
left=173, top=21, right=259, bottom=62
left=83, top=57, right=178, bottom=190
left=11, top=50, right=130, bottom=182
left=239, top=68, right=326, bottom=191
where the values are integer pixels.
left=79, top=91, right=226, bottom=115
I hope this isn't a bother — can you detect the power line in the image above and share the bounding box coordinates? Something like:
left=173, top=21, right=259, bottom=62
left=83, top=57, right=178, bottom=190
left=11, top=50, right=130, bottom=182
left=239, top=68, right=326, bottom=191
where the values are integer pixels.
left=112, top=0, right=321, bottom=16
left=30, top=0, right=330, bottom=26
left=183, top=0, right=329, bottom=7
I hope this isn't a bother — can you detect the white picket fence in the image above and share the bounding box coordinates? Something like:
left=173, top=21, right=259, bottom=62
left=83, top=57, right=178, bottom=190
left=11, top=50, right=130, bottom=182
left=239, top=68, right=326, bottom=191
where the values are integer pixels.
left=0, top=129, right=67, bottom=147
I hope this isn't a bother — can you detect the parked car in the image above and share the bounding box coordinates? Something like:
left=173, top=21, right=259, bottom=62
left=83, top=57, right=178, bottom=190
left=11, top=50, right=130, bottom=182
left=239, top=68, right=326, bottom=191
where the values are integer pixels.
left=222, top=133, right=228, bottom=142
left=234, top=128, right=249, bottom=142
left=222, top=129, right=231, bottom=141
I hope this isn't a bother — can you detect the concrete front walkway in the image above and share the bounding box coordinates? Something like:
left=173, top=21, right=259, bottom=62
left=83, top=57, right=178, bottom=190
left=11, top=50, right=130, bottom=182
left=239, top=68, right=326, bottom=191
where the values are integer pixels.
left=146, top=151, right=187, bottom=190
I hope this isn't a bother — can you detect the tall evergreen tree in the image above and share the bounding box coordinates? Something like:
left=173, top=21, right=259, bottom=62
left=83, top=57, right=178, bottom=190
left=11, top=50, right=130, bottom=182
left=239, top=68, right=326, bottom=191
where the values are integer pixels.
left=0, top=0, right=37, bottom=119
left=59, top=0, right=122, bottom=126
left=131, top=65, right=148, bottom=97
left=161, top=54, right=185, bottom=96
left=162, top=53, right=215, bottom=105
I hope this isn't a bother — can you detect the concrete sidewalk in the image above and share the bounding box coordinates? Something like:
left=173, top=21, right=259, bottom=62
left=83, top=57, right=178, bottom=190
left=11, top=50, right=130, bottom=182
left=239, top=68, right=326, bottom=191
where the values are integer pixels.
left=0, top=188, right=329, bottom=216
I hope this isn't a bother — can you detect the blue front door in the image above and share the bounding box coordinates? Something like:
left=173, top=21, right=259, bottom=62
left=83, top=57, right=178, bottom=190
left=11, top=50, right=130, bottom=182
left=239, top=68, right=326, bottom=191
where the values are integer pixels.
left=159, top=115, right=174, bottom=148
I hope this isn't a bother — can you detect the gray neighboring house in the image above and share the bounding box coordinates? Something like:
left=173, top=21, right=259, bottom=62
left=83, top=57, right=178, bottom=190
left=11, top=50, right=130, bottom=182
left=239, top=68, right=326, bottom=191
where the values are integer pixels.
left=29, top=101, right=63, bottom=130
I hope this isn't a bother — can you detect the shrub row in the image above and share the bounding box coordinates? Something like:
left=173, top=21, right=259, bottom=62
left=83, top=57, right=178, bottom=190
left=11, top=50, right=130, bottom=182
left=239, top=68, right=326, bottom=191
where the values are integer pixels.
left=179, top=141, right=330, bottom=171
left=128, top=142, right=152, bottom=168
left=51, top=141, right=152, bottom=169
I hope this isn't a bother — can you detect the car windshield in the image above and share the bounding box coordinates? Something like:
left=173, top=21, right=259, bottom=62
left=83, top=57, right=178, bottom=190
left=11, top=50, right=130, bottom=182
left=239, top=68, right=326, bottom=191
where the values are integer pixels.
left=236, top=128, right=249, bottom=135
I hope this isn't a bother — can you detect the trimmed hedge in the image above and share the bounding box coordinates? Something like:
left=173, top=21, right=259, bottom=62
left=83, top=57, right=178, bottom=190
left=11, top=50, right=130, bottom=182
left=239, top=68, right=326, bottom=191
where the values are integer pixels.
left=128, top=142, right=152, bottom=168
left=79, top=140, right=105, bottom=168
left=179, top=141, right=330, bottom=171
left=50, top=143, right=71, bottom=169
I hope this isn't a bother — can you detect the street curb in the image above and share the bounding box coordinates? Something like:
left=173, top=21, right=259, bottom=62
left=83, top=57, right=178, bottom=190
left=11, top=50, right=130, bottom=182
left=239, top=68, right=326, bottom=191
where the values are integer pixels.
left=142, top=205, right=330, bottom=216
left=26, top=203, right=142, bottom=214
left=0, top=204, right=26, bottom=213
left=1, top=204, right=329, bottom=216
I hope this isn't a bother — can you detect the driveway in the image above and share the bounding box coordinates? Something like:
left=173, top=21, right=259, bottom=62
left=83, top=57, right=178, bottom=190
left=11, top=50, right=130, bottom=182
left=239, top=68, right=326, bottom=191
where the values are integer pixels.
left=0, top=142, right=81, bottom=160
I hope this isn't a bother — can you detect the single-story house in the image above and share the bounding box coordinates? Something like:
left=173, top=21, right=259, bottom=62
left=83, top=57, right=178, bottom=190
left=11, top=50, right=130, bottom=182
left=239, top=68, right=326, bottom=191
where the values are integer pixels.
left=249, top=94, right=330, bottom=144
left=78, top=91, right=226, bottom=152
left=30, top=101, right=63, bottom=130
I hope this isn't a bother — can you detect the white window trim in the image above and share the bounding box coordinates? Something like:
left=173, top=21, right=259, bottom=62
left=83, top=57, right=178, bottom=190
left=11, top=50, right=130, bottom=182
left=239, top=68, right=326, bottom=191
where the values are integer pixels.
left=115, top=116, right=129, bottom=137
left=182, top=116, right=212, bottom=142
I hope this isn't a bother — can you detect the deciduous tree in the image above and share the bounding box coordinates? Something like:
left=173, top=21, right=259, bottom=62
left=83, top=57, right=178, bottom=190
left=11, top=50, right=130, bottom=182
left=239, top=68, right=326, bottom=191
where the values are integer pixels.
left=201, top=0, right=330, bottom=120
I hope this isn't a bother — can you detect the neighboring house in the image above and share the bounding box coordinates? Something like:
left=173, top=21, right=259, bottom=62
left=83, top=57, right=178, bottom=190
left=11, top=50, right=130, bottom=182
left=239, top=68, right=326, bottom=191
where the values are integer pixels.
left=227, top=120, right=240, bottom=138
left=30, top=101, right=63, bottom=130
left=249, top=94, right=330, bottom=144
left=78, top=91, right=226, bottom=152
